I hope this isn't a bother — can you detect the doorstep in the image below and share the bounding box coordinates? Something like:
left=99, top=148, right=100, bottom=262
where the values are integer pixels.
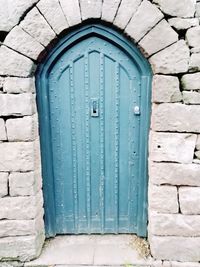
left=24, top=235, right=158, bottom=267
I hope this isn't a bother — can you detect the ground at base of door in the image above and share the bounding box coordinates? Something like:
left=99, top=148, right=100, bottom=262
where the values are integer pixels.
left=24, top=235, right=158, bottom=267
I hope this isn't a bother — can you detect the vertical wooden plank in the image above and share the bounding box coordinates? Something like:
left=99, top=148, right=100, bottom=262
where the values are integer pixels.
left=104, top=55, right=115, bottom=232
left=74, top=56, right=87, bottom=232
left=118, top=66, right=132, bottom=232
left=54, top=67, right=74, bottom=233
left=128, top=76, right=139, bottom=233
left=84, top=53, right=91, bottom=232
left=100, top=53, right=105, bottom=233
left=69, top=63, right=79, bottom=233
left=114, top=62, right=120, bottom=233
left=89, top=49, right=101, bottom=231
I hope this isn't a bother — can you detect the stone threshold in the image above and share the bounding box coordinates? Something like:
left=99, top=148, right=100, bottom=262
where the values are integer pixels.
left=24, top=235, right=158, bottom=267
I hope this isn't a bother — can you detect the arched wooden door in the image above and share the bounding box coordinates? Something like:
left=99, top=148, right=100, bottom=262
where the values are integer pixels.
left=36, top=24, right=152, bottom=237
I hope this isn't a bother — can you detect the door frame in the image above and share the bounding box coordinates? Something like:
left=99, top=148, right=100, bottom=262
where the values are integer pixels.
left=36, top=23, right=152, bottom=237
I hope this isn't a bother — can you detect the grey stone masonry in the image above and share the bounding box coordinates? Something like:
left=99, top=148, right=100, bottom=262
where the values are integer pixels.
left=152, top=75, right=182, bottom=103
left=151, top=103, right=200, bottom=133
left=150, top=163, right=200, bottom=186
left=0, top=172, right=9, bottom=197
left=149, top=185, right=178, bottom=213
left=37, top=0, right=69, bottom=35
left=149, top=40, right=190, bottom=74
left=0, top=94, right=34, bottom=116
left=125, top=0, right=164, bottom=42
left=0, top=0, right=38, bottom=32
left=4, top=26, right=44, bottom=61
left=0, top=46, right=34, bottom=77
left=149, top=132, right=196, bottom=163
left=139, top=19, right=178, bottom=57
left=59, top=0, right=81, bottom=26
left=114, top=0, right=142, bottom=30
left=0, top=0, right=200, bottom=265
left=181, top=73, right=200, bottom=90
left=80, top=0, right=102, bottom=20
left=189, top=53, right=200, bottom=71
left=20, top=7, right=56, bottom=47
left=149, top=212, right=200, bottom=237
left=101, top=0, right=120, bottom=23
left=3, top=77, right=35, bottom=94
left=153, top=0, right=196, bottom=18
left=168, top=18, right=199, bottom=30
left=186, top=26, right=200, bottom=48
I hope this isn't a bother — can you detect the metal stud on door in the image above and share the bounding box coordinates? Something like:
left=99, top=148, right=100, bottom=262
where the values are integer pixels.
left=36, top=24, right=152, bottom=237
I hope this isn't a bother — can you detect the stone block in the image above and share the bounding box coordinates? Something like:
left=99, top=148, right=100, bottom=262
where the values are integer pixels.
left=0, top=46, right=34, bottom=77
left=0, top=142, right=35, bottom=172
left=195, top=151, right=200, bottom=160
left=6, top=116, right=36, bottom=141
left=0, top=214, right=44, bottom=237
left=149, top=185, right=178, bottom=213
left=153, top=0, right=196, bottom=18
left=0, top=191, right=43, bottom=220
left=149, top=40, right=190, bottom=74
left=149, top=212, right=200, bottom=236
left=0, top=77, right=4, bottom=90
left=0, top=233, right=45, bottom=261
left=37, top=0, right=69, bottom=35
left=193, top=159, right=200, bottom=165
left=59, top=0, right=81, bottom=26
left=186, top=26, right=200, bottom=48
left=152, top=75, right=182, bottom=103
left=9, top=172, right=40, bottom=196
left=191, top=47, right=200, bottom=54
left=149, top=162, right=200, bottom=186
left=179, top=187, right=200, bottom=215
left=170, top=262, right=200, bottom=267
left=4, top=26, right=44, bottom=60
left=0, top=118, right=7, bottom=141
left=4, top=77, right=35, bottom=93
left=0, top=261, right=23, bottom=267
left=196, top=2, right=200, bottom=18
left=181, top=73, right=200, bottom=90
left=151, top=103, right=200, bottom=133
left=149, top=132, right=196, bottom=163
left=0, top=0, right=38, bottom=32
left=196, top=135, right=200, bottom=150
left=183, top=91, right=200, bottom=104
left=0, top=172, right=8, bottom=197
left=101, top=0, right=120, bottom=23
left=125, top=0, right=164, bottom=42
left=0, top=94, right=34, bottom=116
left=189, top=53, right=200, bottom=71
left=20, top=7, right=56, bottom=47
left=114, top=0, right=142, bottom=30
left=168, top=18, right=199, bottom=30
left=150, top=235, right=200, bottom=261
left=80, top=0, right=102, bottom=20
left=139, top=20, right=178, bottom=57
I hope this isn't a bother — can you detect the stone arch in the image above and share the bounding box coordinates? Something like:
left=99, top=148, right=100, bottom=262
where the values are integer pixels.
left=0, top=0, right=199, bottom=263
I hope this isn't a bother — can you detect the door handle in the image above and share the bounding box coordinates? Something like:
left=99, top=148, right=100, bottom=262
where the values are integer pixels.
left=91, top=98, right=99, bottom=117
left=134, top=106, right=140, bottom=115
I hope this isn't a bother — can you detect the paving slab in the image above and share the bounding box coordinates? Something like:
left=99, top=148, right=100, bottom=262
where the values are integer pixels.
left=25, top=235, right=152, bottom=266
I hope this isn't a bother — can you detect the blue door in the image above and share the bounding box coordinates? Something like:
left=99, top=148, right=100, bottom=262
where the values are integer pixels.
left=36, top=25, right=151, bottom=237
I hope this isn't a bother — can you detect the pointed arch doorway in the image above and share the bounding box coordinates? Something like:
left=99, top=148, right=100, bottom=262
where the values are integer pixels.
left=36, top=24, right=152, bottom=237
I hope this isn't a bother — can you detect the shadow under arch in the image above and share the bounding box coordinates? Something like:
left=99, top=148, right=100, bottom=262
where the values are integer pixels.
left=36, top=23, right=152, bottom=237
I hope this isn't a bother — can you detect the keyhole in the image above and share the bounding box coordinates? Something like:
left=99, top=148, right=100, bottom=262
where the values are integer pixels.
left=93, top=105, right=97, bottom=114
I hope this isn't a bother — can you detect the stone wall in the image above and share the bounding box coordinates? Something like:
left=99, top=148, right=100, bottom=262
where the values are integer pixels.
left=0, top=0, right=200, bottom=265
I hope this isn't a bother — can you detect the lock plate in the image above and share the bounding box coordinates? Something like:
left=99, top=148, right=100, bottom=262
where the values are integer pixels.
left=91, top=98, right=99, bottom=117
left=134, top=106, right=140, bottom=115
